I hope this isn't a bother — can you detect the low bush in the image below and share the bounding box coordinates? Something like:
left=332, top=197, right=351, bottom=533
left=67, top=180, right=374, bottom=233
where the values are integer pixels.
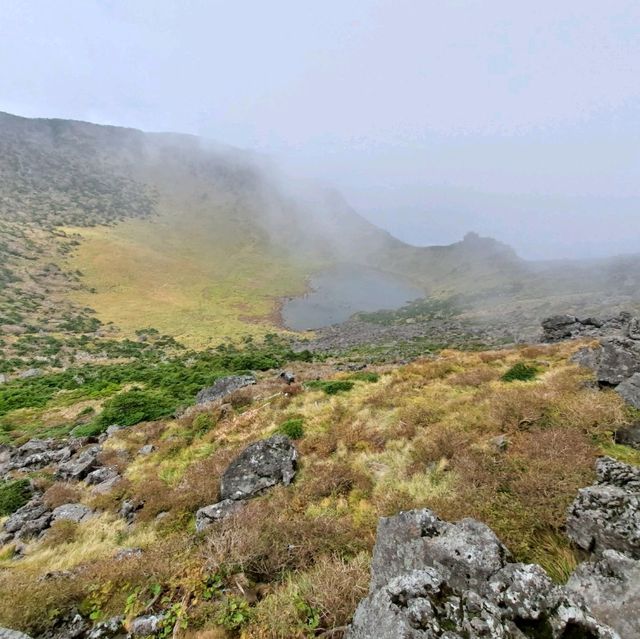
left=0, top=478, right=31, bottom=515
left=277, top=418, right=304, bottom=439
left=349, top=371, right=380, bottom=383
left=96, top=388, right=176, bottom=429
left=305, top=380, right=355, bottom=395
left=501, top=362, right=538, bottom=382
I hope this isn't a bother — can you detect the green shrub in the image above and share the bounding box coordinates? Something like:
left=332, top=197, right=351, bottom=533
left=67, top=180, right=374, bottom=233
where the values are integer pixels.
left=96, top=388, right=176, bottom=429
left=71, top=421, right=110, bottom=438
left=0, top=479, right=31, bottom=515
left=349, top=371, right=380, bottom=383
left=305, top=380, right=355, bottom=395
left=216, top=596, right=252, bottom=631
left=192, top=412, right=216, bottom=435
left=278, top=418, right=304, bottom=439
left=501, top=363, right=538, bottom=383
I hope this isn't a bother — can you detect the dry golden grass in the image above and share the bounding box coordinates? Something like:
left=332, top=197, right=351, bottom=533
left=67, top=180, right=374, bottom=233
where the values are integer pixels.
left=1, top=340, right=638, bottom=637
left=63, top=204, right=315, bottom=346
left=43, top=482, right=82, bottom=509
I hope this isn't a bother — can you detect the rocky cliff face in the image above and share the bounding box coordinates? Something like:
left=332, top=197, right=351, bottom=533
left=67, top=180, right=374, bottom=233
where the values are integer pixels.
left=347, top=454, right=640, bottom=639
left=347, top=508, right=620, bottom=639
left=543, top=312, right=640, bottom=411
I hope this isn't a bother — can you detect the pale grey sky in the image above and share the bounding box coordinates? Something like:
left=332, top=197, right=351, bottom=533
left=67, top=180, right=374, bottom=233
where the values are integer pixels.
left=1, top=0, right=639, bottom=259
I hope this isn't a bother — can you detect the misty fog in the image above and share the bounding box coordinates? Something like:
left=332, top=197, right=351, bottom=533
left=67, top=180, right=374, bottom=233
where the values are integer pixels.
left=1, top=0, right=639, bottom=260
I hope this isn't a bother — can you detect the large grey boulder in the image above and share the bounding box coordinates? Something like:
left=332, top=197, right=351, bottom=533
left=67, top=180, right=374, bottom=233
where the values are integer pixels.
left=195, top=375, right=256, bottom=405
left=86, top=616, right=126, bottom=638
left=347, top=509, right=619, bottom=639
left=597, top=339, right=640, bottom=386
left=542, top=313, right=640, bottom=388
left=369, top=509, right=509, bottom=592
left=614, top=423, right=640, bottom=449
left=566, top=457, right=640, bottom=558
left=128, top=615, right=163, bottom=636
left=615, top=372, right=640, bottom=409
left=57, top=445, right=101, bottom=481
left=0, top=629, right=34, bottom=639
left=19, top=368, right=42, bottom=380
left=195, top=499, right=244, bottom=532
left=541, top=315, right=580, bottom=342
left=220, top=434, right=297, bottom=501
left=85, top=467, right=118, bottom=485
left=542, top=313, right=635, bottom=344
left=8, top=439, right=74, bottom=472
left=567, top=550, right=640, bottom=639
left=51, top=503, right=93, bottom=524
left=3, top=497, right=52, bottom=540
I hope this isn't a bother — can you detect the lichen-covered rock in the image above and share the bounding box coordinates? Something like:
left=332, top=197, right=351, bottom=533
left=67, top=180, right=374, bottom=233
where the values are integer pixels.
left=51, top=503, right=93, bottom=524
left=597, top=339, right=640, bottom=386
left=541, top=313, right=635, bottom=344
left=0, top=628, right=34, bottom=639
left=195, top=499, right=244, bottom=532
left=347, top=509, right=619, bottom=639
left=8, top=439, right=74, bottom=471
left=85, top=466, right=121, bottom=494
left=542, top=313, right=640, bottom=388
left=567, top=550, right=640, bottom=639
left=3, top=497, right=52, bottom=539
left=85, top=467, right=118, bottom=486
left=615, top=372, right=640, bottom=409
left=566, top=457, right=640, bottom=558
left=195, top=375, right=256, bottom=405
left=614, top=423, right=640, bottom=449
left=128, top=614, right=163, bottom=636
left=369, top=509, right=509, bottom=592
left=86, top=615, right=126, bottom=638
left=119, top=498, right=144, bottom=523
left=57, top=446, right=101, bottom=481
left=541, top=315, right=580, bottom=342
left=220, top=434, right=297, bottom=501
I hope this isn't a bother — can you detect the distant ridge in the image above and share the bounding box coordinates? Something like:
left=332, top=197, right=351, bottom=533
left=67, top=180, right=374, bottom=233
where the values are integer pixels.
left=0, top=110, right=638, bottom=346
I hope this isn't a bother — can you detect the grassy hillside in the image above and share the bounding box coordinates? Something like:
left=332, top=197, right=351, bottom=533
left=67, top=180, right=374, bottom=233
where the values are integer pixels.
left=1, top=109, right=640, bottom=365
left=0, top=339, right=638, bottom=637
left=65, top=210, right=314, bottom=347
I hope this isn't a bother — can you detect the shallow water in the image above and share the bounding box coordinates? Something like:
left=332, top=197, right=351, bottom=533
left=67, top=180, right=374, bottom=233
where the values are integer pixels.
left=281, top=264, right=424, bottom=330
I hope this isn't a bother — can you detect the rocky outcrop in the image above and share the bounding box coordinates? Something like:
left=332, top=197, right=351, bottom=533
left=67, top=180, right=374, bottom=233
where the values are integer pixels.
left=195, top=375, right=256, bottom=405
left=566, top=457, right=640, bottom=558
left=85, top=616, right=126, bottom=638
left=541, top=313, right=633, bottom=343
left=615, top=372, right=640, bottom=409
left=567, top=550, right=640, bottom=639
left=542, top=313, right=640, bottom=413
left=7, top=439, right=75, bottom=472
left=614, top=423, right=640, bottom=449
left=57, top=445, right=101, bottom=481
left=0, top=628, right=34, bottom=639
left=220, top=434, right=297, bottom=501
left=196, top=435, right=297, bottom=532
left=128, top=615, right=163, bottom=636
left=195, top=499, right=243, bottom=532
left=51, top=503, right=93, bottom=524
left=368, top=509, right=509, bottom=592
left=594, top=338, right=640, bottom=386
left=347, top=509, right=618, bottom=638
left=3, top=497, right=52, bottom=541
